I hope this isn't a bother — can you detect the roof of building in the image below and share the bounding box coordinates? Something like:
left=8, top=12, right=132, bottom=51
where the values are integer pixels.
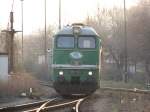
left=0, top=53, right=8, bottom=55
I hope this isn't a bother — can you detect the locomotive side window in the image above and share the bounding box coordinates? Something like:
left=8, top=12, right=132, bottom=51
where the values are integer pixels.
left=78, top=37, right=96, bottom=48
left=57, top=37, right=74, bottom=48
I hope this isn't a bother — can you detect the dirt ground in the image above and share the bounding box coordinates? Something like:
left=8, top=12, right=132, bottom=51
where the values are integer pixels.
left=81, top=89, right=150, bottom=112
left=0, top=85, right=58, bottom=108
left=0, top=97, right=39, bottom=108
left=0, top=84, right=150, bottom=112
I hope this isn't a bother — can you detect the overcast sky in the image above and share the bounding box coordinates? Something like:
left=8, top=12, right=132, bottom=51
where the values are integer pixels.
left=0, top=0, right=138, bottom=34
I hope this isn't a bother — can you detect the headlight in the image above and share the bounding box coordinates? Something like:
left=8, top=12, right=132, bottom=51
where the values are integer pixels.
left=88, top=71, right=92, bottom=76
left=59, top=71, right=63, bottom=75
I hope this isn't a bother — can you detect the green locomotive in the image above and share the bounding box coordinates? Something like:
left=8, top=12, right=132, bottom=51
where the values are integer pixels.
left=52, top=23, right=102, bottom=96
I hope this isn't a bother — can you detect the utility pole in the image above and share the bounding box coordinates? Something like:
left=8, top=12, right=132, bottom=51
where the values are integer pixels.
left=9, top=12, right=15, bottom=73
left=44, top=0, right=49, bottom=78
left=45, top=0, right=47, bottom=63
left=2, top=12, right=21, bottom=73
left=59, top=0, right=61, bottom=30
left=1, top=0, right=22, bottom=73
left=21, top=0, right=24, bottom=68
left=123, top=0, right=128, bottom=83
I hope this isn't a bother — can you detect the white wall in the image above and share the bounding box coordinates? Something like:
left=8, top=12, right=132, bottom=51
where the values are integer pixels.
left=0, top=55, right=8, bottom=81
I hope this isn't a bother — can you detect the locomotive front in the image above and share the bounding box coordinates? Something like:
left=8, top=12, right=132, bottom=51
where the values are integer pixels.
left=52, top=24, right=101, bottom=96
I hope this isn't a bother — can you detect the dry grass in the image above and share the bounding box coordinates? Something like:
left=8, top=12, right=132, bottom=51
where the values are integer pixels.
left=96, top=89, right=150, bottom=112
left=0, top=72, right=40, bottom=97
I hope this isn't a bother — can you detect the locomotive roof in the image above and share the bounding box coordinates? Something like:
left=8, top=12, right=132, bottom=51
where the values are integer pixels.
left=55, top=25, right=99, bottom=36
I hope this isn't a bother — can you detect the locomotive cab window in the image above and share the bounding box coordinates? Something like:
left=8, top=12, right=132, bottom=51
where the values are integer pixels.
left=78, top=37, right=96, bottom=48
left=56, top=36, right=74, bottom=48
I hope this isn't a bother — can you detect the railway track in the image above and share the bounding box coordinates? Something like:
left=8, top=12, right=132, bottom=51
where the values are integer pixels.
left=0, top=99, right=55, bottom=112
left=0, top=97, right=87, bottom=112
left=0, top=87, right=149, bottom=112
left=100, top=87, right=150, bottom=94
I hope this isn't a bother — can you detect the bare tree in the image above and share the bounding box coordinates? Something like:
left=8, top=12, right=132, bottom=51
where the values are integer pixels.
left=85, top=7, right=126, bottom=81
left=127, top=1, right=150, bottom=82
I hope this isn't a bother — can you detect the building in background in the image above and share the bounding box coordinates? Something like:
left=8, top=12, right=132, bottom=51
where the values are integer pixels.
left=0, top=33, right=8, bottom=81
left=0, top=53, right=8, bottom=81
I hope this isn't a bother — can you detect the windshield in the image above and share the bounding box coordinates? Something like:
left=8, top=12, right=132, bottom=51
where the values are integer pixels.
left=78, top=37, right=96, bottom=48
left=56, top=36, right=74, bottom=48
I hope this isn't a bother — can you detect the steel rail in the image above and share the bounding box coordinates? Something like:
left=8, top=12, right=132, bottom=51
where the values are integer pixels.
left=43, top=99, right=80, bottom=110
left=36, top=100, right=51, bottom=112
left=22, top=97, right=87, bottom=112
left=24, top=98, right=56, bottom=112
left=0, top=96, right=88, bottom=112
left=100, top=87, right=150, bottom=94
left=39, top=97, right=87, bottom=112
left=75, top=97, right=87, bottom=112
left=0, top=99, right=55, bottom=112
